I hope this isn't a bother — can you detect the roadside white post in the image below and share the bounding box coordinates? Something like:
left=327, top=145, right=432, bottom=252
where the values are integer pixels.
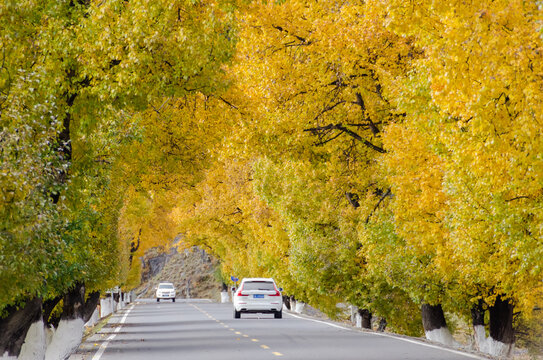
left=100, top=298, right=111, bottom=318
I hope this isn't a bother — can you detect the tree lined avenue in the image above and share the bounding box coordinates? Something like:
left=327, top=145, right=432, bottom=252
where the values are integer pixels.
left=1, top=0, right=541, bottom=358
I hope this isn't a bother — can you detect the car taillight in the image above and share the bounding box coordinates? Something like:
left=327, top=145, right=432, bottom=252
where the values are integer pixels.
left=270, top=285, right=281, bottom=296
left=237, top=284, right=248, bottom=296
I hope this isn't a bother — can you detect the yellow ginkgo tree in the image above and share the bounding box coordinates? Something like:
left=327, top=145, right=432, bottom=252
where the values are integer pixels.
left=372, top=0, right=543, bottom=355
left=217, top=0, right=425, bottom=329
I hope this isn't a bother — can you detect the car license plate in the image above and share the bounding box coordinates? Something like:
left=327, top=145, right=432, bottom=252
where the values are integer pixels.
left=253, top=294, right=264, bottom=299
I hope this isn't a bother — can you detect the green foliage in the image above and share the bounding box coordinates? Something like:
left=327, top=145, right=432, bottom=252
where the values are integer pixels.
left=515, top=309, right=543, bottom=356
left=1, top=0, right=237, bottom=315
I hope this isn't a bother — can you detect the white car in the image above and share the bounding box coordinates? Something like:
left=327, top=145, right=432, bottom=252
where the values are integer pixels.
left=233, top=278, right=283, bottom=319
left=156, top=282, right=176, bottom=302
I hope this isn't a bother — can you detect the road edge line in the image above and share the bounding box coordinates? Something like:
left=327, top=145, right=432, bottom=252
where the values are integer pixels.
left=285, top=311, right=486, bottom=360
left=285, top=312, right=351, bottom=330
left=91, top=304, right=135, bottom=360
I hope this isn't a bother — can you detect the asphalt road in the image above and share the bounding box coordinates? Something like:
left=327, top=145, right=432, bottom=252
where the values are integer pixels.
left=71, top=299, right=483, bottom=360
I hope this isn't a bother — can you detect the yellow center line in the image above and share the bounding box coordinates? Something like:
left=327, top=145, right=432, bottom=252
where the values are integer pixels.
left=191, top=304, right=285, bottom=355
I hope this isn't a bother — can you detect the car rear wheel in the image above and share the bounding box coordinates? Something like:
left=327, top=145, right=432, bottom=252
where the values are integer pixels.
left=172, top=298, right=175, bottom=302
left=234, top=309, right=241, bottom=319
left=274, top=310, right=282, bottom=319
left=157, top=298, right=160, bottom=302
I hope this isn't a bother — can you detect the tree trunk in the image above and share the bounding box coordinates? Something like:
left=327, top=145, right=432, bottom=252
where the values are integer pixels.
left=487, top=295, right=514, bottom=357
left=44, top=283, right=100, bottom=360
left=471, top=299, right=488, bottom=352
left=471, top=299, right=485, bottom=327
left=58, top=282, right=99, bottom=321
left=421, top=303, right=456, bottom=346
left=42, top=297, right=62, bottom=328
left=19, top=317, right=47, bottom=360
left=377, top=318, right=387, bottom=332
left=358, top=309, right=372, bottom=329
left=220, top=282, right=229, bottom=303
left=283, top=296, right=291, bottom=310
left=421, top=303, right=447, bottom=332
left=289, top=295, right=296, bottom=312
left=0, top=297, right=42, bottom=357
left=294, top=300, right=305, bottom=314
left=83, top=291, right=101, bottom=323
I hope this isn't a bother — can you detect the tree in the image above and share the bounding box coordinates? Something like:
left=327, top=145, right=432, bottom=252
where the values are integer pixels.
left=173, top=157, right=297, bottom=296
left=372, top=0, right=543, bottom=355
left=0, top=0, right=237, bottom=357
left=222, top=0, right=426, bottom=324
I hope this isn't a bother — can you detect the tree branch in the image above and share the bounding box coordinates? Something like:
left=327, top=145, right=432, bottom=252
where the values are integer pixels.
left=304, top=123, right=386, bottom=153
left=505, top=196, right=530, bottom=202
left=272, top=25, right=312, bottom=45
left=313, top=101, right=347, bottom=122
left=218, top=96, right=238, bottom=110
left=355, top=92, right=379, bottom=135
left=365, top=188, right=392, bottom=223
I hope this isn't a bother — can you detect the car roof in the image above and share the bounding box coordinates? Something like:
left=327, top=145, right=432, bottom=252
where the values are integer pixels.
left=158, top=282, right=174, bottom=285
left=241, top=278, right=275, bottom=282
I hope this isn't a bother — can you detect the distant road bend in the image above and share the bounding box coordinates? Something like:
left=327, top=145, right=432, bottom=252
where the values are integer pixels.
left=70, top=299, right=484, bottom=360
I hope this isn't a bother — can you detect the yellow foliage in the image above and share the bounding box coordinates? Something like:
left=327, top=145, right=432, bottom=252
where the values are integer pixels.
left=374, top=0, right=543, bottom=312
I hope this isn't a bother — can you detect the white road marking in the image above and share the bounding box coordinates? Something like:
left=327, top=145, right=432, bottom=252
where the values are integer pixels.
left=285, top=312, right=484, bottom=359
left=91, top=304, right=135, bottom=360
left=285, top=312, right=351, bottom=330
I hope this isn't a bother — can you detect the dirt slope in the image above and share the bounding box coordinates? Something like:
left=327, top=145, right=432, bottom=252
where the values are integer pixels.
left=135, top=246, right=222, bottom=302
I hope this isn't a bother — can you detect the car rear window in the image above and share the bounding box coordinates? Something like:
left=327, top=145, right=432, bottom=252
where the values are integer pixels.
left=159, top=284, right=174, bottom=289
left=243, top=281, right=275, bottom=291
